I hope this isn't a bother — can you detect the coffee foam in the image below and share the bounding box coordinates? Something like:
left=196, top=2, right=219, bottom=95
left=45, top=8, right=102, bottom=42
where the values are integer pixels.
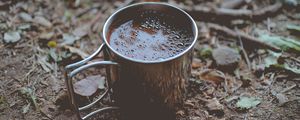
left=109, top=11, right=193, bottom=61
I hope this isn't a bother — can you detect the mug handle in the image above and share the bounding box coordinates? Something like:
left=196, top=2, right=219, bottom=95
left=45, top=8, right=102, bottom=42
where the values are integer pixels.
left=64, top=43, right=119, bottom=120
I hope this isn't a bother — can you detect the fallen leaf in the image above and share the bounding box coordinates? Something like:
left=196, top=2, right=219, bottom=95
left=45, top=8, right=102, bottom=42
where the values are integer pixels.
left=74, top=75, right=106, bottom=96
left=236, top=97, right=261, bottom=109
left=264, top=51, right=281, bottom=68
left=263, top=51, right=300, bottom=75
left=39, top=32, right=54, bottom=40
left=19, top=12, right=33, bottom=22
left=287, top=23, right=300, bottom=32
left=64, top=45, right=89, bottom=59
left=258, top=34, right=300, bottom=53
left=199, top=69, right=225, bottom=85
left=61, top=33, right=80, bottom=45
left=72, top=24, right=91, bottom=38
left=18, top=24, right=31, bottom=30
left=33, top=16, right=52, bottom=28
left=4, top=31, right=21, bottom=43
left=192, top=58, right=203, bottom=69
left=38, top=55, right=54, bottom=72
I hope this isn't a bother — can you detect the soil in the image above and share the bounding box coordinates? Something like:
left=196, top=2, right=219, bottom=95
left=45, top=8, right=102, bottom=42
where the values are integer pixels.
left=0, top=0, right=299, bottom=120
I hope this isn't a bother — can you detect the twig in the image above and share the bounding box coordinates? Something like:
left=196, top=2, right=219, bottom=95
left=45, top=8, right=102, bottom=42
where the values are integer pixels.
left=280, top=84, right=297, bottom=93
left=207, top=23, right=281, bottom=52
left=235, top=27, right=251, bottom=70
left=223, top=73, right=228, bottom=97
left=186, top=2, right=282, bottom=21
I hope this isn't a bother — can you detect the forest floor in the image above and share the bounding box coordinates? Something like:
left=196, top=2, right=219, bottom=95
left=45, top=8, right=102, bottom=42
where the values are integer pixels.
left=0, top=0, right=300, bottom=120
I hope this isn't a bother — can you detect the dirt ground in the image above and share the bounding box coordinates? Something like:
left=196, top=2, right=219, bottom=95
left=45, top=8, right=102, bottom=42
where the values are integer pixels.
left=0, top=0, right=300, bottom=120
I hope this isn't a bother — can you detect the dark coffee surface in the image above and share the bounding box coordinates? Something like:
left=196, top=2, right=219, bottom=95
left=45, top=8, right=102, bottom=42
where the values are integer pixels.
left=108, top=11, right=193, bottom=61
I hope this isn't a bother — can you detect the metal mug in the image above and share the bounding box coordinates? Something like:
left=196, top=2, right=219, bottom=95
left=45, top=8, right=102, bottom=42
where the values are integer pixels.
left=65, top=2, right=198, bottom=120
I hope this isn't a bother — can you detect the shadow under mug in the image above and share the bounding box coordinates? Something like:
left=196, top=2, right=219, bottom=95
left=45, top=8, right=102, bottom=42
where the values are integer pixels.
left=65, top=2, right=198, bottom=120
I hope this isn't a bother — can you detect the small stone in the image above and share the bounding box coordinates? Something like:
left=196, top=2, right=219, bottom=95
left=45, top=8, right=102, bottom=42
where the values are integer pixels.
left=4, top=31, right=21, bottom=43
left=212, top=46, right=241, bottom=72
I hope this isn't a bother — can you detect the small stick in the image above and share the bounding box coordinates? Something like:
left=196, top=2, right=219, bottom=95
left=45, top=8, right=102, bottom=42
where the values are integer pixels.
left=207, top=23, right=281, bottom=52
left=235, top=27, right=252, bottom=70
left=280, top=84, right=297, bottom=93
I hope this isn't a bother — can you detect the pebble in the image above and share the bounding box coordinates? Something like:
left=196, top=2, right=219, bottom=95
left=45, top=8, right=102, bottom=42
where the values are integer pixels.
left=212, top=46, right=241, bottom=72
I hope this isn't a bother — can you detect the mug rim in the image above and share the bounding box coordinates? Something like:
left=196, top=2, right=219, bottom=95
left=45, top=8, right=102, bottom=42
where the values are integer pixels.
left=102, top=2, right=198, bottom=64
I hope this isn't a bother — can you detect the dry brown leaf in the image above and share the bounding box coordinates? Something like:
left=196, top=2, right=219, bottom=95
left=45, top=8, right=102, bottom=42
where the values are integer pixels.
left=74, top=75, right=105, bottom=96
left=64, top=45, right=89, bottom=59
left=192, top=58, right=203, bottom=69
left=199, top=69, right=226, bottom=85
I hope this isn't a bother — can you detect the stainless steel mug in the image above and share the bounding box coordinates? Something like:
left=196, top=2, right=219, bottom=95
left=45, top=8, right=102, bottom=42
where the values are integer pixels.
left=65, top=2, right=198, bottom=120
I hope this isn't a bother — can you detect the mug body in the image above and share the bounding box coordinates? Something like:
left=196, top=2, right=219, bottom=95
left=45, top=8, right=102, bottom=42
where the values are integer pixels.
left=102, top=2, right=198, bottom=120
